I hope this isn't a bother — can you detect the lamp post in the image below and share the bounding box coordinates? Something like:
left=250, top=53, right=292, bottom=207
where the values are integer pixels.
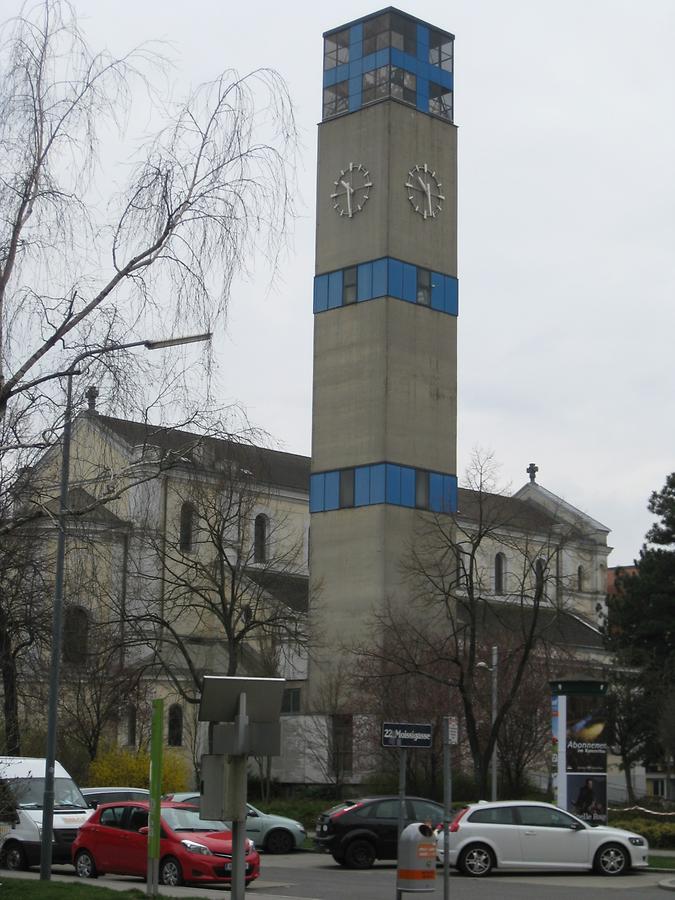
left=477, top=645, right=498, bottom=802
left=39, top=332, right=211, bottom=880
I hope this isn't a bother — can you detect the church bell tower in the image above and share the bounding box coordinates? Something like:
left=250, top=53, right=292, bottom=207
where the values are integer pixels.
left=309, top=8, right=458, bottom=688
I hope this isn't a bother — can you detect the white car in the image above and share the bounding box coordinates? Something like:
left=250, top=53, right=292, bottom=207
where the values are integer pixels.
left=435, top=801, right=648, bottom=877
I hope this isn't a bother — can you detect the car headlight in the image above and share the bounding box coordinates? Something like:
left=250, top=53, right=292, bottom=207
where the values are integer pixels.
left=181, top=839, right=212, bottom=855
left=629, top=837, right=645, bottom=846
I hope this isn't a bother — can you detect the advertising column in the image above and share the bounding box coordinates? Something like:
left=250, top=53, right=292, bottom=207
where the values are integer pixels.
left=550, top=680, right=608, bottom=825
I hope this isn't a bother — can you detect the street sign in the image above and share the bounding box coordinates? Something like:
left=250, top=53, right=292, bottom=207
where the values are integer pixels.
left=444, top=716, right=459, bottom=745
left=382, top=722, right=433, bottom=749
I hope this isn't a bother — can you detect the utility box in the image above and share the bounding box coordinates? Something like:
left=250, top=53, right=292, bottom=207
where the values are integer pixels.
left=199, top=754, right=247, bottom=821
left=396, top=822, right=437, bottom=893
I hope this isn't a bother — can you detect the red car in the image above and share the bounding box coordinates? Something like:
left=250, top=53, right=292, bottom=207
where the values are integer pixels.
left=71, top=800, right=260, bottom=887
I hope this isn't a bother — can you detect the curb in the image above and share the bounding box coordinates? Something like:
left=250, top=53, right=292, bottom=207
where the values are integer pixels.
left=659, top=878, right=675, bottom=892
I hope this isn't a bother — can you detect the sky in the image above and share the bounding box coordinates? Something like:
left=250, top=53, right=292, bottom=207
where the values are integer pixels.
left=54, top=0, right=675, bottom=565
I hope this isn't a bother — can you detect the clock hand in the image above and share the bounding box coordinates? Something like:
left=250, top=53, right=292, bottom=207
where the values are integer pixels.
left=340, top=179, right=353, bottom=217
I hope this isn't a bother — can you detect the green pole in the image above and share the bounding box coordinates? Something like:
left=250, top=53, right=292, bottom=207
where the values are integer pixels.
left=147, top=698, right=164, bottom=897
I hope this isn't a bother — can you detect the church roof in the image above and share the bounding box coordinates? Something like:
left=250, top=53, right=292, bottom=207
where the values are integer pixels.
left=91, top=414, right=310, bottom=493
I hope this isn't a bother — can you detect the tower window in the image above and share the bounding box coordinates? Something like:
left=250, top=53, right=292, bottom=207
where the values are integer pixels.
left=363, top=12, right=416, bottom=56
left=254, top=514, right=268, bottom=563
left=391, top=67, right=416, bottom=104
left=429, top=82, right=453, bottom=121
left=323, top=81, right=349, bottom=118
left=324, top=28, right=350, bottom=70
left=362, top=65, right=390, bottom=104
left=168, top=704, right=183, bottom=747
left=415, top=470, right=429, bottom=509
left=495, top=553, right=506, bottom=595
left=416, top=268, right=431, bottom=306
left=179, top=502, right=196, bottom=553
left=429, top=29, right=453, bottom=72
left=577, top=565, right=585, bottom=592
left=339, top=469, right=355, bottom=508
left=343, top=267, right=357, bottom=305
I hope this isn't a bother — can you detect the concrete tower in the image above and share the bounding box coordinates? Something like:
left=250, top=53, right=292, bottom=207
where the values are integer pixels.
left=309, top=8, right=458, bottom=690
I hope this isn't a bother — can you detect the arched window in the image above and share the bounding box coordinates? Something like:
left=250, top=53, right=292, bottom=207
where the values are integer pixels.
left=494, top=553, right=506, bottom=595
left=126, top=705, right=137, bottom=747
left=254, top=514, right=268, bottom=563
left=179, top=502, right=195, bottom=553
left=63, top=605, right=89, bottom=664
left=168, top=704, right=183, bottom=747
left=535, top=558, right=546, bottom=596
left=577, top=565, right=585, bottom=592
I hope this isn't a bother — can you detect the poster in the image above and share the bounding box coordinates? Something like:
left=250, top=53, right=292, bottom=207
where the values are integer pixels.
left=567, top=773, right=607, bottom=825
left=565, top=692, right=608, bottom=774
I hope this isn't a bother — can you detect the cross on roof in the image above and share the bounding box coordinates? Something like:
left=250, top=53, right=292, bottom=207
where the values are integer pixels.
left=527, top=462, right=539, bottom=483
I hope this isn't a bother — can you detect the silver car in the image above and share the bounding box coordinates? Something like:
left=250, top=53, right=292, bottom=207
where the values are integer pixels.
left=436, top=800, right=648, bottom=877
left=163, top=793, right=306, bottom=854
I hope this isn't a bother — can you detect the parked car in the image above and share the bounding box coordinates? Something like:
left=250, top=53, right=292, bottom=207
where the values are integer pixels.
left=163, top=793, right=306, bottom=853
left=314, top=796, right=444, bottom=869
left=0, top=756, right=91, bottom=870
left=72, top=800, right=260, bottom=887
left=436, top=800, right=649, bottom=877
left=81, top=787, right=150, bottom=808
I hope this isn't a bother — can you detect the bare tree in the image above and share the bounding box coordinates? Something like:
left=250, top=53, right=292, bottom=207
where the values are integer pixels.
left=129, top=449, right=308, bottom=705
left=354, top=452, right=586, bottom=798
left=0, top=521, right=51, bottom=754
left=0, top=0, right=297, bottom=532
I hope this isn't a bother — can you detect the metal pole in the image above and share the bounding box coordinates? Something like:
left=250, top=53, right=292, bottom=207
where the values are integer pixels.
left=147, top=698, right=164, bottom=897
left=491, top=645, right=498, bottom=802
left=442, top=718, right=451, bottom=900
left=396, top=745, right=406, bottom=900
left=40, top=371, right=74, bottom=880
left=231, top=693, right=249, bottom=900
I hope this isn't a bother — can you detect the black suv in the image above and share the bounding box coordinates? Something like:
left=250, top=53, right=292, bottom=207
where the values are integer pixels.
left=314, top=796, right=444, bottom=869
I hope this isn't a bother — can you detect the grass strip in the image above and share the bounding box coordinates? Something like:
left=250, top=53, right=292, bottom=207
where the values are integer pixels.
left=0, top=876, right=204, bottom=899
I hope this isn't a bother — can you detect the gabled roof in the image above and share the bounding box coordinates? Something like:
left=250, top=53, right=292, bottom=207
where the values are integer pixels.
left=513, top=481, right=610, bottom=535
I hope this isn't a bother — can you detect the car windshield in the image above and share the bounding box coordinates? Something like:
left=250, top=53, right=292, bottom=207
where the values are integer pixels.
left=162, top=806, right=228, bottom=833
left=7, top=777, right=87, bottom=810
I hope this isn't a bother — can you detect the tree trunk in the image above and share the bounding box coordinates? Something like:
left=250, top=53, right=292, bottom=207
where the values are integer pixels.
left=1, top=637, right=20, bottom=754
left=621, top=751, right=636, bottom=804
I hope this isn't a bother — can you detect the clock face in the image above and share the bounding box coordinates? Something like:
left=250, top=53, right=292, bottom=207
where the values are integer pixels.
left=405, top=163, right=445, bottom=219
left=331, top=162, right=372, bottom=218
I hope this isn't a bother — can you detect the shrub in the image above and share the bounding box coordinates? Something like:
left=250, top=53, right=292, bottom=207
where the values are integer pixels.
left=610, top=818, right=675, bottom=849
left=88, top=748, right=188, bottom=793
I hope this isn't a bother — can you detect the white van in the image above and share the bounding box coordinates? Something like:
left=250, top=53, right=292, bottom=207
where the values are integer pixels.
left=0, top=757, right=91, bottom=870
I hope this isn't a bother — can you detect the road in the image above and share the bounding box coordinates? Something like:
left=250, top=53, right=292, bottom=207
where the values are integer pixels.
left=13, top=851, right=673, bottom=899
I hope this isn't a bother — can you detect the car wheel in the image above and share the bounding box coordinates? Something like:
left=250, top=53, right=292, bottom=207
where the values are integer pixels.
left=458, top=843, right=494, bottom=877
left=2, top=841, right=27, bottom=871
left=332, top=850, right=346, bottom=865
left=594, top=843, right=629, bottom=876
left=344, top=839, right=376, bottom=869
left=159, top=855, right=184, bottom=886
left=74, top=849, right=98, bottom=879
left=265, top=828, right=295, bottom=854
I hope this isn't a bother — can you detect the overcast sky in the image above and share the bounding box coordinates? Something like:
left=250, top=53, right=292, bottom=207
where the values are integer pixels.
left=60, top=1, right=675, bottom=565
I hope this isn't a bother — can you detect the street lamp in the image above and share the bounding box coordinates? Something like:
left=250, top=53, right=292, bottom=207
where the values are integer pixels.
left=39, top=332, right=211, bottom=880
left=477, top=645, right=498, bottom=802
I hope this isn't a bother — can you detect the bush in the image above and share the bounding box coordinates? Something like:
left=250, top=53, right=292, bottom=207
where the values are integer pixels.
left=88, top=748, right=189, bottom=792
left=610, top=817, right=675, bottom=849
